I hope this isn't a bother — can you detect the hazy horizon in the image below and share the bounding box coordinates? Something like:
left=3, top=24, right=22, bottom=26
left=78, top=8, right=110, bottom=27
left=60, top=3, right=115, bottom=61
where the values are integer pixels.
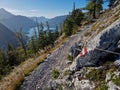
left=0, top=0, right=108, bottom=18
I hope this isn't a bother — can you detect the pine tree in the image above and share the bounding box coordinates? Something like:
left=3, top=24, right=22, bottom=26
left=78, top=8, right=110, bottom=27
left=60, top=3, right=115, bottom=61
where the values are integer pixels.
left=0, top=49, right=6, bottom=68
left=108, top=0, right=116, bottom=7
left=85, top=0, right=103, bottom=18
left=7, top=44, right=19, bottom=66
left=38, top=22, right=45, bottom=49
left=31, top=36, right=38, bottom=53
left=17, top=29, right=27, bottom=56
left=54, top=25, right=59, bottom=40
left=60, top=23, right=64, bottom=35
left=63, top=8, right=84, bottom=36
left=73, top=2, right=76, bottom=11
left=46, top=21, right=54, bottom=46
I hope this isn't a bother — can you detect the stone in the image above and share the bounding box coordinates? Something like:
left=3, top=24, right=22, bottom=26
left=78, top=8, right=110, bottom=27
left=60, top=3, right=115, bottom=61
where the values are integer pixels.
left=49, top=79, right=57, bottom=90
left=113, top=71, right=120, bottom=78
left=114, top=60, right=120, bottom=68
left=74, top=70, right=83, bottom=77
left=105, top=72, right=111, bottom=82
left=69, top=43, right=80, bottom=58
left=75, top=18, right=120, bottom=68
left=107, top=81, right=120, bottom=90
left=66, top=61, right=72, bottom=65
left=69, top=55, right=81, bottom=71
left=74, top=79, right=95, bottom=90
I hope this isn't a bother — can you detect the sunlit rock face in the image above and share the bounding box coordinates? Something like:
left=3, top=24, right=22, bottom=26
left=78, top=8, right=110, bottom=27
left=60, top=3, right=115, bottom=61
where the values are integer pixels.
left=71, top=18, right=120, bottom=70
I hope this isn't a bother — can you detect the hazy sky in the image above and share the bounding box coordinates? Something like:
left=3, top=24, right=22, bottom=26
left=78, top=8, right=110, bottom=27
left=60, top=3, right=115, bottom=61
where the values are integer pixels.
left=0, top=0, right=108, bottom=18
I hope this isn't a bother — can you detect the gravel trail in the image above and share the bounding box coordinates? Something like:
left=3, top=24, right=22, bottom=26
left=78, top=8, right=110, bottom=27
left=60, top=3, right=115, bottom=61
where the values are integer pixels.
left=21, top=27, right=88, bottom=90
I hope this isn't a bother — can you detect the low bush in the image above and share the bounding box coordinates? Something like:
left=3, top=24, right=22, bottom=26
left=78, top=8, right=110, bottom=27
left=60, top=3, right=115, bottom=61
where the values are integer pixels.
left=86, top=69, right=106, bottom=82
left=67, top=54, right=73, bottom=61
left=63, top=70, right=71, bottom=76
left=51, top=68, right=60, bottom=79
left=96, top=83, right=108, bottom=90
left=112, top=78, right=120, bottom=86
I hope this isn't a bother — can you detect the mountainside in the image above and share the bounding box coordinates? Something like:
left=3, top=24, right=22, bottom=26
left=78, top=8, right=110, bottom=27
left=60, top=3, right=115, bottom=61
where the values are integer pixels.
left=30, top=16, right=49, bottom=23
left=31, top=15, right=67, bottom=27
left=0, top=23, right=19, bottom=50
left=0, top=8, right=66, bottom=32
left=48, top=15, right=67, bottom=27
left=0, top=15, right=36, bottom=32
left=21, top=2, right=120, bottom=90
left=0, top=8, right=36, bottom=32
left=0, top=8, right=14, bottom=20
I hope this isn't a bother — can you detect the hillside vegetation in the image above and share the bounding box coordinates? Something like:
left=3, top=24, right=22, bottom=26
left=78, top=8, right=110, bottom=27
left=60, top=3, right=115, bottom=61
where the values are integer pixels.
left=0, top=0, right=120, bottom=90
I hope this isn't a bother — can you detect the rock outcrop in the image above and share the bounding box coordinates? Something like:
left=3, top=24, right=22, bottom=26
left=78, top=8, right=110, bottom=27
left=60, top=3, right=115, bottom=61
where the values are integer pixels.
left=70, top=18, right=120, bottom=71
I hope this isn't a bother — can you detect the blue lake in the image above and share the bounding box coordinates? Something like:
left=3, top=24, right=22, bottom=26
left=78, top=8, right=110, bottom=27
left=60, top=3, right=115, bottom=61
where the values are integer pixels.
left=27, top=27, right=55, bottom=37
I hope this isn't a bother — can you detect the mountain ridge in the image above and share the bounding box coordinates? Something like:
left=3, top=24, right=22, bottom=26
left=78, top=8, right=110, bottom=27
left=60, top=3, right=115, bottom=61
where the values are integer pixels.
left=0, top=23, right=19, bottom=50
left=0, top=8, right=36, bottom=32
left=0, top=8, right=67, bottom=32
left=0, top=8, right=15, bottom=20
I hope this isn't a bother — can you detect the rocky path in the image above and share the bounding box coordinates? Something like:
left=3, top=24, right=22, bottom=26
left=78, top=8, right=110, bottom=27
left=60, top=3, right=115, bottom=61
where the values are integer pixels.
left=21, top=26, right=89, bottom=90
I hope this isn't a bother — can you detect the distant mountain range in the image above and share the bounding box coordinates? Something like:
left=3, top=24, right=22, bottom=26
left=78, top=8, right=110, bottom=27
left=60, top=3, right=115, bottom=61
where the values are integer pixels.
left=0, top=15, right=36, bottom=32
left=0, top=23, right=19, bottom=50
left=0, top=8, right=36, bottom=32
left=0, top=8, right=15, bottom=20
left=0, top=8, right=67, bottom=32
left=48, top=15, right=67, bottom=27
left=30, top=16, right=49, bottom=23
left=0, top=8, right=67, bottom=50
left=30, top=15, right=67, bottom=27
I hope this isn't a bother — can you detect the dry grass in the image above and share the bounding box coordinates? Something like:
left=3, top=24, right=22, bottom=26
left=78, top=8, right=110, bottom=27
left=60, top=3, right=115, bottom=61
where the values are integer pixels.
left=0, top=35, right=67, bottom=90
left=0, top=53, right=47, bottom=90
left=88, top=4, right=120, bottom=41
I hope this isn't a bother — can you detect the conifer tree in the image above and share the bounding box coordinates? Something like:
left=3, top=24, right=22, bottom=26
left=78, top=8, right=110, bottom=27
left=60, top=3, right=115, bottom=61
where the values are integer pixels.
left=60, top=23, right=64, bottom=35
left=31, top=36, right=37, bottom=53
left=17, top=29, right=27, bottom=56
left=7, top=44, right=19, bottom=66
left=73, top=2, right=76, bottom=11
left=38, top=22, right=45, bottom=49
left=85, top=0, right=103, bottom=18
left=46, top=21, right=54, bottom=46
left=54, top=25, right=59, bottom=40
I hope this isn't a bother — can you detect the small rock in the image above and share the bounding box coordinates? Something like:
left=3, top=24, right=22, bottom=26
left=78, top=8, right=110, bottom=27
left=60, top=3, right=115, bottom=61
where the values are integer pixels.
left=69, top=55, right=80, bottom=71
left=49, top=79, right=57, bottom=90
left=66, top=61, right=72, bottom=65
left=74, top=70, right=83, bottom=77
left=113, top=71, right=120, bottom=78
left=107, top=81, right=120, bottom=90
left=74, top=79, right=95, bottom=90
left=105, top=72, right=111, bottom=82
left=114, top=60, right=120, bottom=68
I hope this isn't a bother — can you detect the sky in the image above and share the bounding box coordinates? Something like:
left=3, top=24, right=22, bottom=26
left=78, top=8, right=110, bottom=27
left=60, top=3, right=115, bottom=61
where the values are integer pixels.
left=0, top=0, right=108, bottom=18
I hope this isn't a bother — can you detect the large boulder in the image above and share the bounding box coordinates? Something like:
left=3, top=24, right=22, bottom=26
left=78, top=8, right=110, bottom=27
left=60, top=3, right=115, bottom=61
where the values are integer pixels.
left=69, top=42, right=81, bottom=58
left=72, top=18, right=120, bottom=69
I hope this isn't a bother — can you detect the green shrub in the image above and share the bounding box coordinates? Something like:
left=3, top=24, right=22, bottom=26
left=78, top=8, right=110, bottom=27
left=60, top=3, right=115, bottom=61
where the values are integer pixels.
left=86, top=69, right=106, bottom=82
left=67, top=54, right=73, bottom=61
left=96, top=83, right=108, bottom=90
left=51, top=68, right=60, bottom=79
left=64, top=70, right=71, bottom=76
left=112, top=78, right=120, bottom=86
left=58, top=85, right=63, bottom=90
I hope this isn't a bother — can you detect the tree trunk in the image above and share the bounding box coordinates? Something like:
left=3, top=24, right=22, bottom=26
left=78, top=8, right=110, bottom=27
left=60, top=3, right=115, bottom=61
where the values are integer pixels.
left=93, top=4, right=96, bottom=19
